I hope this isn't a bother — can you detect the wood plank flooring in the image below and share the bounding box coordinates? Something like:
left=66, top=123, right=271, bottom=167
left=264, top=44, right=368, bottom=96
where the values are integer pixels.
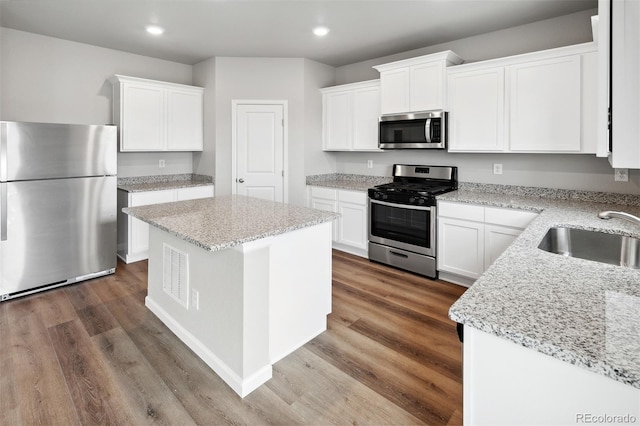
left=0, top=250, right=467, bottom=425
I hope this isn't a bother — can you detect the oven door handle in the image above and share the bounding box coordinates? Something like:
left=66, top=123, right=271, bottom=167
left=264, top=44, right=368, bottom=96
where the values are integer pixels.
left=369, top=199, right=433, bottom=211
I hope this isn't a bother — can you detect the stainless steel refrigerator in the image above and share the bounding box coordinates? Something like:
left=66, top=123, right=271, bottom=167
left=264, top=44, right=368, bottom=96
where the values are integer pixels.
left=0, top=121, right=117, bottom=300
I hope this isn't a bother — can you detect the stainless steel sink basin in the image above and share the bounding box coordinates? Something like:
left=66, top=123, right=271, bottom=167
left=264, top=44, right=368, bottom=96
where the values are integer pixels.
left=538, top=227, right=640, bottom=269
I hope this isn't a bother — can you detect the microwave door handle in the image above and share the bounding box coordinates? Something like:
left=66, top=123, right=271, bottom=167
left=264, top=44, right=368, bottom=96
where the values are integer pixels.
left=425, top=118, right=432, bottom=143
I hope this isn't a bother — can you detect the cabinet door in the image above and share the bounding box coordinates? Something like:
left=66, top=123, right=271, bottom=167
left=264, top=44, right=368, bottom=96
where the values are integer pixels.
left=121, top=84, right=166, bottom=151
left=380, top=68, right=410, bottom=114
left=352, top=85, right=381, bottom=151
left=448, top=67, right=505, bottom=152
left=323, top=91, right=352, bottom=150
left=176, top=185, right=214, bottom=201
left=411, top=62, right=444, bottom=111
left=311, top=198, right=338, bottom=241
left=608, top=0, right=640, bottom=167
left=437, top=217, right=485, bottom=279
left=129, top=190, right=175, bottom=259
left=509, top=56, right=581, bottom=152
left=337, top=202, right=367, bottom=250
left=484, top=225, right=521, bottom=269
left=167, top=88, right=204, bottom=151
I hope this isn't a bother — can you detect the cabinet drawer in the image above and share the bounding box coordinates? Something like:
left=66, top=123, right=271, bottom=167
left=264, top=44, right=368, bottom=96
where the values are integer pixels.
left=338, top=190, right=367, bottom=205
left=310, top=186, right=337, bottom=200
left=176, top=185, right=214, bottom=201
left=130, top=189, right=175, bottom=207
left=438, top=201, right=484, bottom=222
left=485, top=207, right=538, bottom=229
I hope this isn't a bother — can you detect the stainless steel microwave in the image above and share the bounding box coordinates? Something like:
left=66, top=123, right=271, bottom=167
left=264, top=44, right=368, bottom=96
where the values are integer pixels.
left=378, top=110, right=447, bottom=149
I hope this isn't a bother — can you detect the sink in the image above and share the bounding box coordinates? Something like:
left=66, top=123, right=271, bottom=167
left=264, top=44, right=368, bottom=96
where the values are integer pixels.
left=537, top=227, right=640, bottom=269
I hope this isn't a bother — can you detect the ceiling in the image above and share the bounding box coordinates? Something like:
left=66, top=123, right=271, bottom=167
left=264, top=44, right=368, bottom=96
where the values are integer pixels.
left=0, top=0, right=598, bottom=67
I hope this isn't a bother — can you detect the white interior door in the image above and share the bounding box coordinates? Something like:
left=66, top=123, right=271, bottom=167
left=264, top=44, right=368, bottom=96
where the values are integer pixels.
left=234, top=102, right=286, bottom=202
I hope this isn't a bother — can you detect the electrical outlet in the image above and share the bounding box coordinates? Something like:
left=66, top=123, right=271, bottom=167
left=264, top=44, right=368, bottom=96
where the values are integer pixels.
left=493, top=163, right=503, bottom=175
left=615, top=168, right=629, bottom=182
left=159, top=159, right=166, bottom=168
left=191, top=288, right=199, bottom=310
left=367, top=160, right=373, bottom=169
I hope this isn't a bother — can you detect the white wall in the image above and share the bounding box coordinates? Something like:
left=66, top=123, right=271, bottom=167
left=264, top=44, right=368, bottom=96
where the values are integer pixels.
left=330, top=8, right=639, bottom=194
left=193, top=57, right=217, bottom=178
left=207, top=57, right=333, bottom=206
left=0, top=28, right=195, bottom=177
left=303, top=59, right=337, bottom=176
left=335, top=9, right=598, bottom=84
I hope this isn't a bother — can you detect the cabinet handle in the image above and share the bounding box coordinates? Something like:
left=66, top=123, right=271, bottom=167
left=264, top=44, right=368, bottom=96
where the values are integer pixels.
left=389, top=251, right=409, bottom=258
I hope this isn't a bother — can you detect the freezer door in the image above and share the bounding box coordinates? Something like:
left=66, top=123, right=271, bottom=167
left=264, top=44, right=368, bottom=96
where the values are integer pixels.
left=0, top=121, right=117, bottom=181
left=0, top=176, right=117, bottom=295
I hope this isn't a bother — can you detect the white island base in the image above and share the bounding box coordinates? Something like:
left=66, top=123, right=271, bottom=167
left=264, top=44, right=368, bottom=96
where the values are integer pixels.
left=144, top=221, right=332, bottom=397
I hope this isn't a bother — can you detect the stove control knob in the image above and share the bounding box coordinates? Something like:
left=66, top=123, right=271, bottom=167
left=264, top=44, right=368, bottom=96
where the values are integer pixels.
left=382, top=194, right=388, bottom=200
left=418, top=198, right=425, bottom=205
left=409, top=197, right=416, bottom=204
left=374, top=192, right=380, bottom=199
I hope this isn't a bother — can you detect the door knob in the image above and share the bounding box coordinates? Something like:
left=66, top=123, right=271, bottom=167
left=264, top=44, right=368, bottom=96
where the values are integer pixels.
left=238, top=178, right=245, bottom=183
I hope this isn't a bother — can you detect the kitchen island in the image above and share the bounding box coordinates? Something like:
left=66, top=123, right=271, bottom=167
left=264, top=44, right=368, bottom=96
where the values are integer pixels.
left=123, top=195, right=338, bottom=397
left=443, top=185, right=640, bottom=425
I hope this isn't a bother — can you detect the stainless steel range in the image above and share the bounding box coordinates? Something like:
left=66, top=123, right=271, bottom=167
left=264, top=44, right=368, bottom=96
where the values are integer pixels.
left=368, top=164, right=458, bottom=278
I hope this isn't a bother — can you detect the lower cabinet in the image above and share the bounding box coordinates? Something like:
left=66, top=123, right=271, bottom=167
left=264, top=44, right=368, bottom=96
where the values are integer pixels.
left=308, top=186, right=368, bottom=257
left=437, top=201, right=538, bottom=286
left=117, top=185, right=214, bottom=263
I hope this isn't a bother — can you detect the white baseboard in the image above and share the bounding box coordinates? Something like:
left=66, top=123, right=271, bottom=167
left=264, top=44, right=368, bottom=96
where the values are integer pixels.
left=145, top=296, right=273, bottom=397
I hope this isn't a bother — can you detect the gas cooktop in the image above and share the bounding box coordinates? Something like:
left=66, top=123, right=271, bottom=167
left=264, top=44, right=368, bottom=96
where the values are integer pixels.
left=368, top=164, right=458, bottom=206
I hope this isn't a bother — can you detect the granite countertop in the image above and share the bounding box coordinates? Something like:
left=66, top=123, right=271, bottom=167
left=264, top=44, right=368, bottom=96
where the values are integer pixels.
left=306, top=173, right=392, bottom=192
left=118, top=173, right=214, bottom=193
left=443, top=183, right=640, bottom=389
left=123, top=195, right=339, bottom=252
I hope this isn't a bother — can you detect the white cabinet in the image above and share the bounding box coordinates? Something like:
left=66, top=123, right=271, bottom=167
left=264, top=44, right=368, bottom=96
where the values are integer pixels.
left=437, top=201, right=538, bottom=286
left=110, top=75, right=204, bottom=152
left=447, top=43, right=597, bottom=153
left=373, top=51, right=463, bottom=114
left=321, top=80, right=381, bottom=151
left=509, top=56, right=582, bottom=152
left=597, top=0, right=640, bottom=168
left=448, top=67, right=506, bottom=152
left=463, top=326, right=640, bottom=425
left=308, top=186, right=368, bottom=257
left=117, top=185, right=214, bottom=263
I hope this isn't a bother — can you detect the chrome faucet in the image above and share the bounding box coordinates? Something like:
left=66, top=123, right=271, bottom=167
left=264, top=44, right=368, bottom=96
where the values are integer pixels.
left=598, top=211, right=640, bottom=226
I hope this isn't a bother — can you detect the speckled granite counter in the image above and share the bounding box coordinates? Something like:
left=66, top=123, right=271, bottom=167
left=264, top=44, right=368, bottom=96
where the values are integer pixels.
left=123, top=194, right=339, bottom=252
left=118, top=173, right=213, bottom=193
left=306, top=173, right=392, bottom=192
left=443, top=183, right=640, bottom=389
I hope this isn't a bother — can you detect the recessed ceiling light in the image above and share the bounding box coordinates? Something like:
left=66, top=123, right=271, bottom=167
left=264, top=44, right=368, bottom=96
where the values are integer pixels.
left=313, top=26, right=330, bottom=37
left=145, top=25, right=165, bottom=36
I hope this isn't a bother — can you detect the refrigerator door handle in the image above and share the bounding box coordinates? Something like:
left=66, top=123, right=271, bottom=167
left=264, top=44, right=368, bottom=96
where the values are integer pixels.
left=0, top=121, right=7, bottom=182
left=1, top=183, right=6, bottom=241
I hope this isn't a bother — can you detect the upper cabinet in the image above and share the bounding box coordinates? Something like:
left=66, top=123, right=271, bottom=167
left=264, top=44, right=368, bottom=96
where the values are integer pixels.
left=321, top=80, right=381, bottom=152
left=598, top=0, right=640, bottom=168
left=373, top=51, right=463, bottom=114
left=447, top=43, right=597, bottom=154
left=109, top=75, right=204, bottom=152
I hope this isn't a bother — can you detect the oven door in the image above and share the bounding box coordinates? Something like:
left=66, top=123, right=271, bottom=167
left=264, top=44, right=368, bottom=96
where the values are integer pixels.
left=368, top=199, right=436, bottom=256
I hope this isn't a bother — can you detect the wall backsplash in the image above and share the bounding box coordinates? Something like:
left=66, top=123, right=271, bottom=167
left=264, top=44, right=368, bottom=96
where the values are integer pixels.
left=117, top=152, right=193, bottom=178
left=335, top=151, right=640, bottom=195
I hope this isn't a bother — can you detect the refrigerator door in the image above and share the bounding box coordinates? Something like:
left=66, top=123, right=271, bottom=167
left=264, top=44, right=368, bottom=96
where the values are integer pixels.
left=0, top=176, right=116, bottom=296
left=0, top=121, right=117, bottom=181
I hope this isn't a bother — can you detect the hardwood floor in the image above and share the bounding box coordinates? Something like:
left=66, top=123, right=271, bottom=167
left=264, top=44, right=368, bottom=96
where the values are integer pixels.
left=0, top=250, right=467, bottom=425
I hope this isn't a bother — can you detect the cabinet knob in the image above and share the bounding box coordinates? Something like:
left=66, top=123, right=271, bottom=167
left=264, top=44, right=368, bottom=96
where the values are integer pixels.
left=237, top=178, right=245, bottom=183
